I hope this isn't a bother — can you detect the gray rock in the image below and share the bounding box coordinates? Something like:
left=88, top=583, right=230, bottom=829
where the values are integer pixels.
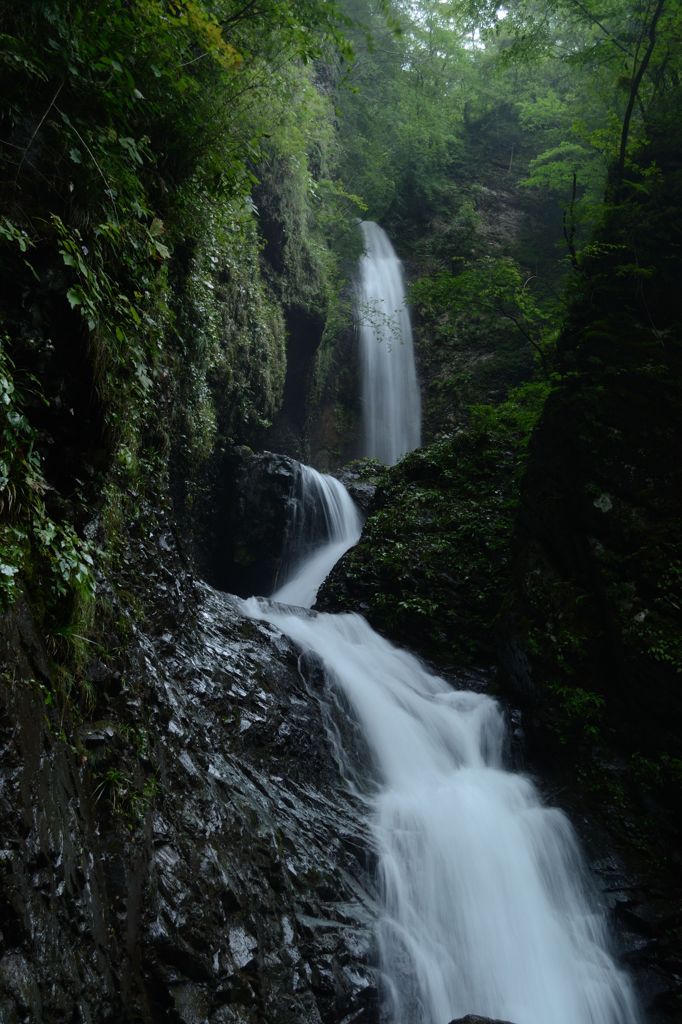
left=192, top=447, right=300, bottom=597
left=0, top=584, right=379, bottom=1023
left=447, top=1017, right=517, bottom=1024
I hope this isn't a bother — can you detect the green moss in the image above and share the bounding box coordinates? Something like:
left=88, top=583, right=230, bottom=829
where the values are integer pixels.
left=324, top=381, right=549, bottom=664
left=546, top=682, right=605, bottom=746
left=0, top=344, right=96, bottom=616
left=175, top=191, right=288, bottom=451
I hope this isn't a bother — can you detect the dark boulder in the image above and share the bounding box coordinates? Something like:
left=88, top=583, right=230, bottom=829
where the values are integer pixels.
left=189, top=449, right=370, bottom=601
left=189, top=447, right=299, bottom=597
left=335, top=461, right=381, bottom=516
left=317, top=417, right=531, bottom=670
left=448, top=1017, right=516, bottom=1024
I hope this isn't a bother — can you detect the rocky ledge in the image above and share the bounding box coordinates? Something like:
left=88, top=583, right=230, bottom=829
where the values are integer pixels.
left=0, top=584, right=378, bottom=1023
left=448, top=1017, right=516, bottom=1024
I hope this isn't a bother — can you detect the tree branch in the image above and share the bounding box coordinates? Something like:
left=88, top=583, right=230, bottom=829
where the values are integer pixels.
left=14, top=80, right=64, bottom=185
left=616, top=0, right=666, bottom=185
left=566, top=0, right=635, bottom=58
left=500, top=309, right=550, bottom=375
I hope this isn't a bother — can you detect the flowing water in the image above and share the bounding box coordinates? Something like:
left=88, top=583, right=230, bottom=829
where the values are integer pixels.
left=239, top=224, right=640, bottom=1022
left=240, top=464, right=641, bottom=1024
left=357, top=222, right=421, bottom=465
left=272, top=462, right=362, bottom=609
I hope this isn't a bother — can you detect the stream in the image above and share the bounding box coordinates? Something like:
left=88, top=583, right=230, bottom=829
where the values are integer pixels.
left=238, top=223, right=641, bottom=1024
left=240, top=471, right=641, bottom=1024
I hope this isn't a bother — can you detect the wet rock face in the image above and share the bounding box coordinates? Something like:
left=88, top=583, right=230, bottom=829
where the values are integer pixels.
left=0, top=586, right=378, bottom=1023
left=0, top=600, right=127, bottom=1023
left=334, top=463, right=379, bottom=517
left=448, top=1017, right=516, bottom=1024
left=192, top=448, right=300, bottom=598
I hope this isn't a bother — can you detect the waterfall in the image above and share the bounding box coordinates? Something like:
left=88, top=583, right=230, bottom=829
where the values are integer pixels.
left=271, top=463, right=362, bottom=609
left=357, top=221, right=421, bottom=465
left=240, top=465, right=641, bottom=1024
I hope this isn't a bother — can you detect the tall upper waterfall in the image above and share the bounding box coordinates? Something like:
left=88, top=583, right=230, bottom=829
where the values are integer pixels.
left=357, top=221, right=421, bottom=465
left=241, top=462, right=641, bottom=1024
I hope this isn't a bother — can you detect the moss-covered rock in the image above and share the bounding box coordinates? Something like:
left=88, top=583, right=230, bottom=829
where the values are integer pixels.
left=318, top=382, right=548, bottom=668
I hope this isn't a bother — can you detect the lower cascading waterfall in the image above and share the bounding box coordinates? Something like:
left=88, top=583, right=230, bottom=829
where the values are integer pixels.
left=241, top=468, right=641, bottom=1024
left=271, top=462, right=362, bottom=609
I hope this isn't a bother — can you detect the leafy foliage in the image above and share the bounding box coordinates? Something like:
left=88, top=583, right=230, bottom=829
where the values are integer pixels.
left=0, top=343, right=95, bottom=607
left=0, top=0, right=358, bottom=705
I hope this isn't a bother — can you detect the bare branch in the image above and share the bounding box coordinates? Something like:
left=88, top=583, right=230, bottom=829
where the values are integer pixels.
left=566, top=0, right=635, bottom=58
left=56, top=108, right=120, bottom=224
left=14, top=80, right=64, bottom=185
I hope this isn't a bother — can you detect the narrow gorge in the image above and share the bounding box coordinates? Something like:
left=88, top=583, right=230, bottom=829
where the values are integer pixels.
left=1, top=2, right=680, bottom=1023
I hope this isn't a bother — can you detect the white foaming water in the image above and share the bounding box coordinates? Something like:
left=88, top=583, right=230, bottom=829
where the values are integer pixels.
left=241, top=472, right=641, bottom=1024
left=357, top=222, right=421, bottom=465
left=271, top=463, right=362, bottom=608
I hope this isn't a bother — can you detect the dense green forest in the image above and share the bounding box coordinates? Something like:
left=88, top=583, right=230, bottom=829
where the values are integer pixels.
left=1, top=1, right=681, bottom=1022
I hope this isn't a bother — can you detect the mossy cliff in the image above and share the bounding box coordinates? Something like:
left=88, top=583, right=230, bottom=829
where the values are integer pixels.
left=0, top=0, right=359, bottom=664
left=501, top=141, right=682, bottom=868
left=495, top=139, right=682, bottom=1019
